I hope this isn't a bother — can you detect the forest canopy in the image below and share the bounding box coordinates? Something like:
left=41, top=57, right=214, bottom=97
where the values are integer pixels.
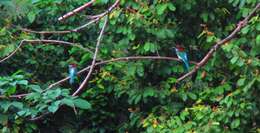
left=0, top=0, right=260, bottom=132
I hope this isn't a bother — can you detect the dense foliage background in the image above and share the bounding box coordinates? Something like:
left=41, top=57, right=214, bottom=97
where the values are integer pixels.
left=0, top=0, right=259, bottom=132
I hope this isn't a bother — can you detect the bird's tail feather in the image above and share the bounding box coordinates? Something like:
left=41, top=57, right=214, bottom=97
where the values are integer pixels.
left=183, top=61, right=189, bottom=72
left=69, top=76, right=74, bottom=84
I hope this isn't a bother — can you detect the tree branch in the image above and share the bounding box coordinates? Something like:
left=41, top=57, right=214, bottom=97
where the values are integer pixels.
left=0, top=56, right=197, bottom=99
left=17, top=0, right=120, bottom=35
left=177, top=3, right=260, bottom=82
left=0, top=40, right=25, bottom=63
left=0, top=39, right=93, bottom=63
left=58, top=0, right=96, bottom=21
left=72, top=16, right=108, bottom=96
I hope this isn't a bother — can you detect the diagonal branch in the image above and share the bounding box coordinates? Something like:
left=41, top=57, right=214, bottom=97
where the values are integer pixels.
left=72, top=16, right=108, bottom=96
left=58, top=0, right=96, bottom=21
left=0, top=40, right=25, bottom=63
left=177, top=3, right=260, bottom=82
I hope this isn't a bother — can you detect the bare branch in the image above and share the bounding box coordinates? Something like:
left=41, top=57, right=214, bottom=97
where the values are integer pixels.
left=0, top=40, right=25, bottom=63
left=87, top=0, right=120, bottom=19
left=18, top=27, right=73, bottom=34
left=58, top=0, right=96, bottom=21
left=0, top=56, right=197, bottom=99
left=72, top=18, right=99, bottom=32
left=0, top=39, right=93, bottom=63
left=177, top=3, right=260, bottom=82
left=72, top=16, right=108, bottom=96
left=17, top=0, right=120, bottom=35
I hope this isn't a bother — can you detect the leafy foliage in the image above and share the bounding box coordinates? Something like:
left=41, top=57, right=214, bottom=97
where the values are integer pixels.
left=0, top=0, right=260, bottom=132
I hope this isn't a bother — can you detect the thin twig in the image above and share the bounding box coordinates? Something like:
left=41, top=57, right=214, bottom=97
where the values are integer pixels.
left=0, top=40, right=25, bottom=63
left=72, top=18, right=99, bottom=32
left=177, top=3, right=260, bottom=82
left=28, top=112, right=50, bottom=121
left=87, top=0, right=120, bottom=19
left=0, top=39, right=93, bottom=63
left=18, top=27, right=73, bottom=34
left=72, top=16, right=108, bottom=96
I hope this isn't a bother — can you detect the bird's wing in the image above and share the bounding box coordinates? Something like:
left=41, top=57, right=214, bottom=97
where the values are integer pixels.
left=178, top=52, right=187, bottom=62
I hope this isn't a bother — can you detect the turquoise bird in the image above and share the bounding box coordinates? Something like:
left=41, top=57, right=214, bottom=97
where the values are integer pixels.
left=173, top=45, right=190, bottom=72
left=69, top=64, right=77, bottom=84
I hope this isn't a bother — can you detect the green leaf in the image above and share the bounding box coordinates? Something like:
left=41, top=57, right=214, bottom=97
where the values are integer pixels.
left=45, top=89, right=62, bottom=99
left=237, top=78, right=245, bottom=86
left=243, top=78, right=257, bottom=92
left=73, top=99, right=91, bottom=109
left=241, top=26, right=249, bottom=34
left=11, top=102, right=23, bottom=109
left=6, top=87, right=16, bottom=96
left=27, top=12, right=36, bottom=23
left=256, top=23, right=260, bottom=31
left=61, top=98, right=74, bottom=107
left=143, top=88, right=155, bottom=98
left=17, top=80, right=28, bottom=85
left=231, top=56, right=239, bottom=64
left=0, top=114, right=8, bottom=125
left=144, top=43, right=150, bottom=52
left=157, top=4, right=168, bottom=15
left=29, top=85, right=42, bottom=93
left=256, top=35, right=260, bottom=45
left=168, top=3, right=176, bottom=11
left=231, top=119, right=240, bottom=129
left=17, top=110, right=27, bottom=116
left=134, top=95, right=142, bottom=104
left=214, top=86, right=224, bottom=95
left=187, top=92, right=197, bottom=100
left=0, top=44, right=15, bottom=57
left=136, top=64, right=144, bottom=77
left=48, top=101, right=61, bottom=113
left=200, top=13, right=208, bottom=22
left=180, top=92, right=187, bottom=101
left=127, top=63, right=136, bottom=76
left=0, top=101, right=11, bottom=112
left=206, top=36, right=215, bottom=43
